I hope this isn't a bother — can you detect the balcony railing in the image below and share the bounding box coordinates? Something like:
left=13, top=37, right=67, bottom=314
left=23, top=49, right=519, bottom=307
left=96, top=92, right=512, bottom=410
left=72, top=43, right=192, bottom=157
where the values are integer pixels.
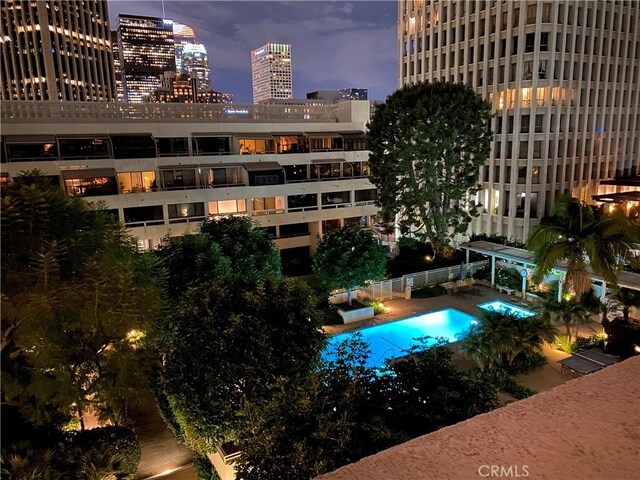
left=2, top=101, right=339, bottom=123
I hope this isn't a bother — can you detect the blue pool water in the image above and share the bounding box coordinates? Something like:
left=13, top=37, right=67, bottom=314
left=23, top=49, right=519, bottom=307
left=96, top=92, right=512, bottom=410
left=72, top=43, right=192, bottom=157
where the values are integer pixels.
left=323, top=308, right=477, bottom=369
left=477, top=300, right=536, bottom=318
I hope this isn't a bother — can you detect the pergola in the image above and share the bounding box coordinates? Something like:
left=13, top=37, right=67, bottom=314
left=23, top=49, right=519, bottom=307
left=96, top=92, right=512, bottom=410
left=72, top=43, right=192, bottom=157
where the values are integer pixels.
left=460, top=240, right=640, bottom=301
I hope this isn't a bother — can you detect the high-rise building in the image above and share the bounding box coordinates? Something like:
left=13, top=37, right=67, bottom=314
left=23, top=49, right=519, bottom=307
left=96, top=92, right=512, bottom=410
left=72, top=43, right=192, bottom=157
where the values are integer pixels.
left=146, top=72, right=224, bottom=104
left=0, top=0, right=116, bottom=101
left=339, top=88, right=368, bottom=100
left=116, top=14, right=175, bottom=104
left=398, top=0, right=640, bottom=240
left=173, top=22, right=211, bottom=90
left=251, top=43, right=292, bottom=103
left=111, top=31, right=124, bottom=102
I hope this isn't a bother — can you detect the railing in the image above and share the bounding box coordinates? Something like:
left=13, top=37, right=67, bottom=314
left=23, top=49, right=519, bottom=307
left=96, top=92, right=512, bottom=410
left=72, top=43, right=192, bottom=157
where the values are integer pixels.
left=1, top=101, right=339, bottom=123
left=330, top=260, right=489, bottom=303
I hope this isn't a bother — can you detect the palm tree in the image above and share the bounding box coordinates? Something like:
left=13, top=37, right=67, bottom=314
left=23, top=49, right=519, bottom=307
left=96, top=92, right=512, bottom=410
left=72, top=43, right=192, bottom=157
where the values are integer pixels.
left=527, top=195, right=640, bottom=298
left=539, top=292, right=598, bottom=342
left=459, top=325, right=499, bottom=371
left=610, top=288, right=640, bottom=322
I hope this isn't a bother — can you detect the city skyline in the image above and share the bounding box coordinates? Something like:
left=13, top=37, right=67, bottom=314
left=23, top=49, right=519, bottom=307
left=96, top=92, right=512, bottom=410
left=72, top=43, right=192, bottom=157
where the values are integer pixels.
left=107, top=0, right=397, bottom=103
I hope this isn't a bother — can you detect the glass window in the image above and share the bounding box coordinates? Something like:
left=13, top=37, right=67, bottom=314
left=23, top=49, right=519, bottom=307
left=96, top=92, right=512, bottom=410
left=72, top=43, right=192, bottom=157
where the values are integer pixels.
left=58, top=137, right=109, bottom=159
left=526, top=4, right=536, bottom=24
left=161, top=169, right=197, bottom=189
left=352, top=162, right=369, bottom=177
left=520, top=115, right=530, bottom=133
left=65, top=176, right=117, bottom=197
left=342, top=133, right=367, bottom=151
left=248, top=169, right=284, bottom=186
left=283, top=165, right=308, bottom=182
left=287, top=194, right=318, bottom=211
left=195, top=136, right=231, bottom=155
left=275, top=135, right=308, bottom=154
left=239, top=138, right=275, bottom=154
left=321, top=191, right=351, bottom=207
left=525, top=33, right=535, bottom=52
left=111, top=135, right=156, bottom=159
left=252, top=196, right=285, bottom=214
left=123, top=206, right=164, bottom=225
left=156, top=137, right=189, bottom=156
left=535, top=115, right=544, bottom=133
left=203, top=167, right=242, bottom=187
left=208, top=199, right=247, bottom=216
left=168, top=202, right=205, bottom=219
left=309, top=136, right=343, bottom=151
left=279, top=223, right=310, bottom=238
left=118, top=171, right=157, bottom=193
left=355, top=189, right=377, bottom=203
left=5, top=142, right=58, bottom=161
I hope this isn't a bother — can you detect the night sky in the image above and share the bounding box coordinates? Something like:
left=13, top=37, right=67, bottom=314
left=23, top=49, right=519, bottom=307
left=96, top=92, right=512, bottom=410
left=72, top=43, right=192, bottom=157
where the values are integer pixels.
left=108, top=1, right=398, bottom=103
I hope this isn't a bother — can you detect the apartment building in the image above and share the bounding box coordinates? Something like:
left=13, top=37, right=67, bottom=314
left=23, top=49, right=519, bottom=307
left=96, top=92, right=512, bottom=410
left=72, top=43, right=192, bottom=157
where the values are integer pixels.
left=0, top=100, right=376, bottom=256
left=0, top=0, right=116, bottom=101
left=399, top=0, right=640, bottom=240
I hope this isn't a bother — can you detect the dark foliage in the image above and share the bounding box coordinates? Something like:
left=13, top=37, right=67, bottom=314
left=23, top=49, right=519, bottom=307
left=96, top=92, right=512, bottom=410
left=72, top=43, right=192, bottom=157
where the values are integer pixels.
left=603, top=317, right=640, bottom=358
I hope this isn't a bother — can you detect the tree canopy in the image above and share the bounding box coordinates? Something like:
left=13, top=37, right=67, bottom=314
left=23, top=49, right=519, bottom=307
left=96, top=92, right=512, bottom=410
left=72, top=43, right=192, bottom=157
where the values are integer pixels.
left=1, top=172, right=163, bottom=427
left=527, top=195, right=640, bottom=297
left=156, top=278, right=326, bottom=452
left=312, top=225, right=387, bottom=304
left=367, top=82, right=493, bottom=252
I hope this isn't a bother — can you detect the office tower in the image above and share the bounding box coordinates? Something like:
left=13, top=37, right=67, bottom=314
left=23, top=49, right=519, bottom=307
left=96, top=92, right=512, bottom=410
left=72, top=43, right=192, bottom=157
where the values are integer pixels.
left=173, top=22, right=211, bottom=90
left=147, top=72, right=223, bottom=103
left=251, top=43, right=292, bottom=103
left=0, top=0, right=116, bottom=101
left=116, top=14, right=175, bottom=104
left=339, top=88, right=368, bottom=100
left=398, top=0, right=640, bottom=240
left=307, top=91, right=341, bottom=103
left=2, top=100, right=374, bottom=256
left=111, top=31, right=124, bottom=102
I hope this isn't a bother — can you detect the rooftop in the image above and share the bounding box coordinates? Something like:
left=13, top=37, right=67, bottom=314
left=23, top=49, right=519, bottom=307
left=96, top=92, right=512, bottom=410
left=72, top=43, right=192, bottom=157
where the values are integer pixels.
left=0, top=100, right=341, bottom=124
left=318, top=356, right=640, bottom=480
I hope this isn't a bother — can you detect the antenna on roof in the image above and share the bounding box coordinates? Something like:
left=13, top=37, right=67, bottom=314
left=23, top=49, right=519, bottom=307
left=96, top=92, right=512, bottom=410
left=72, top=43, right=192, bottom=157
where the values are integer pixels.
left=162, top=0, right=166, bottom=19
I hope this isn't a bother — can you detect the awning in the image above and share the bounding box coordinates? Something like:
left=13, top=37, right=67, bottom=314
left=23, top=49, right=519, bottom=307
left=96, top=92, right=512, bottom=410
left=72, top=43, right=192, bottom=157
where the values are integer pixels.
left=243, top=162, right=282, bottom=171
left=62, top=168, right=116, bottom=179
left=4, top=135, right=56, bottom=143
left=592, top=192, right=640, bottom=204
left=192, top=133, right=234, bottom=137
left=234, top=133, right=274, bottom=140
left=304, top=132, right=341, bottom=138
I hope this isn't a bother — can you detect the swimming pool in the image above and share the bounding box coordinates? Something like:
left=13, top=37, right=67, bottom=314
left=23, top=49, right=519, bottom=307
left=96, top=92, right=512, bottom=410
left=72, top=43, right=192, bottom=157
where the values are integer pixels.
left=323, top=308, right=477, bottom=369
left=477, top=300, right=536, bottom=318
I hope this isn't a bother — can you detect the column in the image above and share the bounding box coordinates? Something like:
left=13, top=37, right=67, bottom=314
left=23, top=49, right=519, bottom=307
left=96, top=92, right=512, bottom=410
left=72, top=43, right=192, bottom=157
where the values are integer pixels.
left=491, top=255, right=496, bottom=287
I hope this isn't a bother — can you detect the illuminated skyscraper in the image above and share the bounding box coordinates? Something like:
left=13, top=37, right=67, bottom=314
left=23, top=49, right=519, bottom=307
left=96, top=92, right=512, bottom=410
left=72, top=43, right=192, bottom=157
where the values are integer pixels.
left=111, top=30, right=124, bottom=102
left=251, top=43, right=292, bottom=103
left=116, top=14, right=175, bottom=104
left=173, top=22, right=211, bottom=90
left=0, top=0, right=116, bottom=101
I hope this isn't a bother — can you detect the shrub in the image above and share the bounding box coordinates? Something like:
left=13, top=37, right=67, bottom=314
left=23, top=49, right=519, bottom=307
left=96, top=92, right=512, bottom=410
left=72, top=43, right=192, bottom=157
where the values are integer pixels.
left=506, top=352, right=547, bottom=375
left=470, top=233, right=526, bottom=249
left=603, top=317, right=640, bottom=358
left=555, top=333, right=606, bottom=354
left=362, top=298, right=388, bottom=315
left=194, top=455, right=220, bottom=480
left=411, top=284, right=447, bottom=298
left=66, top=426, right=141, bottom=480
left=475, top=367, right=536, bottom=400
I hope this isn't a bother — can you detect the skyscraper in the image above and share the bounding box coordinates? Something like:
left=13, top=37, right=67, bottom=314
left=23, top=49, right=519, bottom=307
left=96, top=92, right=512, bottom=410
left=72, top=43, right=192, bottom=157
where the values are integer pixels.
left=251, top=43, right=292, bottom=103
left=339, top=88, right=368, bottom=100
left=173, top=22, right=211, bottom=90
left=0, top=0, right=116, bottom=101
left=398, top=0, right=639, bottom=240
left=111, top=30, right=124, bottom=102
left=116, top=14, right=175, bottom=104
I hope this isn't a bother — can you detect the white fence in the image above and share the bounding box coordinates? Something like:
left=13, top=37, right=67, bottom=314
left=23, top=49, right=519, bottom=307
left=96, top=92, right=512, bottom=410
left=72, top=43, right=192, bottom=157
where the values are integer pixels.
left=330, top=260, right=489, bottom=303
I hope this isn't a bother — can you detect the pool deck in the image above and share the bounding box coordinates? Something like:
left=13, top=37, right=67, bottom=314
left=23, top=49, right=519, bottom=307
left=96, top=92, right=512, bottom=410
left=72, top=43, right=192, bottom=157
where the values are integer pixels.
left=323, top=285, right=605, bottom=395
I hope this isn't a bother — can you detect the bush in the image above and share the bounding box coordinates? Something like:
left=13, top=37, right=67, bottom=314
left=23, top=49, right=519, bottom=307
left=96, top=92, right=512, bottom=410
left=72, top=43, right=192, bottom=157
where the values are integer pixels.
left=555, top=333, right=606, bottom=354
left=506, top=352, right=547, bottom=375
left=472, top=265, right=522, bottom=290
left=194, top=455, right=220, bottom=480
left=67, top=426, right=141, bottom=479
left=362, top=297, right=388, bottom=315
left=411, top=284, right=447, bottom=298
left=475, top=367, right=536, bottom=400
left=603, top=317, right=640, bottom=358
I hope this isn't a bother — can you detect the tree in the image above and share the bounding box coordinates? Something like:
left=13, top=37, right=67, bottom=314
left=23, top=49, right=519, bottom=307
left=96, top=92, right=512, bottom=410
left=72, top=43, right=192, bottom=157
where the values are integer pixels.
left=367, top=82, right=493, bottom=253
left=156, top=277, right=326, bottom=452
left=527, top=195, right=640, bottom=298
left=460, top=311, right=556, bottom=368
left=313, top=226, right=387, bottom=305
left=155, top=216, right=281, bottom=299
left=539, top=291, right=598, bottom=342
left=1, top=172, right=163, bottom=427
left=610, top=288, right=640, bottom=322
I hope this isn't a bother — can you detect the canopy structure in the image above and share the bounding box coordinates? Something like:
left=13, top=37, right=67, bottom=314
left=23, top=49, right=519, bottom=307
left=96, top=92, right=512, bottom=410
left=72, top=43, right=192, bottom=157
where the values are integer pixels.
left=558, top=348, right=618, bottom=375
left=459, top=241, right=640, bottom=300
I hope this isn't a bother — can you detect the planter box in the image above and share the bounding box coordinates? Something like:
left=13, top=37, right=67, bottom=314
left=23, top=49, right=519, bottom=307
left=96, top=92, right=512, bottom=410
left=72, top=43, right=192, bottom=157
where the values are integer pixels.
left=337, top=305, right=375, bottom=324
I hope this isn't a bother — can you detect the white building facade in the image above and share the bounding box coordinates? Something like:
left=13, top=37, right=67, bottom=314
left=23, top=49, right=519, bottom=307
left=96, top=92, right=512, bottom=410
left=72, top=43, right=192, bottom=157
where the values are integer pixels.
left=1, top=101, right=376, bottom=256
left=398, top=0, right=640, bottom=240
left=251, top=43, right=293, bottom=103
